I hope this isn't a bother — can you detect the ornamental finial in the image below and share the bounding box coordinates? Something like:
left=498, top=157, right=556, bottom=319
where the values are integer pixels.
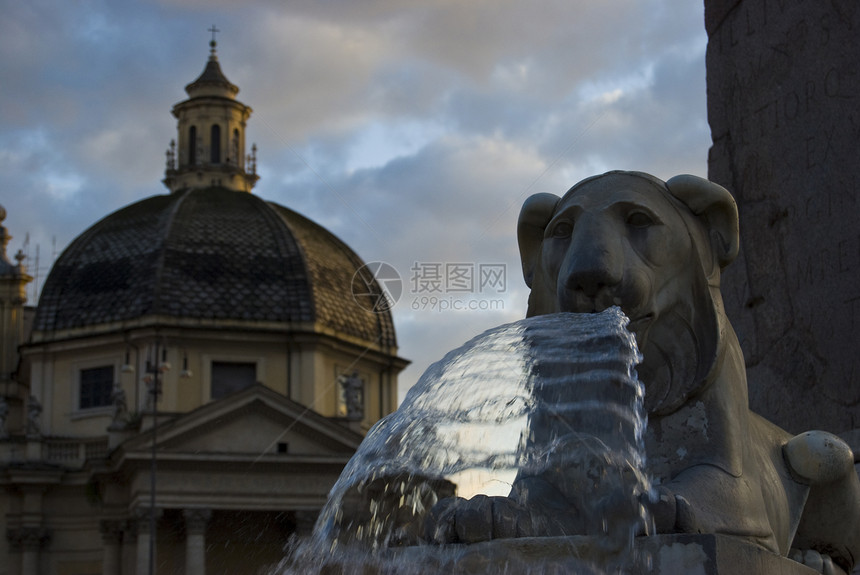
left=208, top=25, right=220, bottom=56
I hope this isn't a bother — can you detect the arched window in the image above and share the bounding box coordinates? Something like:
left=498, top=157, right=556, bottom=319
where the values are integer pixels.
left=188, top=125, right=197, bottom=165
left=210, top=124, right=221, bottom=164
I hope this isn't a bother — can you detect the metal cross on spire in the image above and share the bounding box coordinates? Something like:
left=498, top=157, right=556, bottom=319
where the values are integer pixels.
left=208, top=25, right=220, bottom=56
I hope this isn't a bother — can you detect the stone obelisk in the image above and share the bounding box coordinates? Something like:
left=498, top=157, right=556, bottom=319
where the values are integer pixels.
left=705, top=0, right=860, bottom=435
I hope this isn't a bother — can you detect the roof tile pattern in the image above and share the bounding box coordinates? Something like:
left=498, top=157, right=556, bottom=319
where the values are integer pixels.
left=270, top=204, right=396, bottom=348
left=35, top=195, right=174, bottom=330
left=33, top=188, right=395, bottom=348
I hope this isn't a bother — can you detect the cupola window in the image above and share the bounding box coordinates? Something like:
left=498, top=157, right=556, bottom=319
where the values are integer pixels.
left=231, top=129, right=240, bottom=165
left=189, top=125, right=197, bottom=165
left=211, top=124, right=221, bottom=164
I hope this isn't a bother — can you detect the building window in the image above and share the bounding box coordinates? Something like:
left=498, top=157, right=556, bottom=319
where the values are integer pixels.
left=211, top=361, right=256, bottom=399
left=210, top=124, right=221, bottom=164
left=80, top=366, right=114, bottom=410
left=189, top=125, right=197, bottom=165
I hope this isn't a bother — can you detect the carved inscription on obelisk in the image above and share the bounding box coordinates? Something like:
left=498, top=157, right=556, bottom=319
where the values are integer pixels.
left=706, top=0, right=860, bottom=433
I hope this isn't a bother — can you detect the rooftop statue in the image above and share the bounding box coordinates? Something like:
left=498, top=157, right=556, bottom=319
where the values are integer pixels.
left=424, top=171, right=860, bottom=573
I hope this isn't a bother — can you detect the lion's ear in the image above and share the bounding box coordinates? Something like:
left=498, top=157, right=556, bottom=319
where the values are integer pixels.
left=517, top=193, right=561, bottom=288
left=666, top=174, right=739, bottom=269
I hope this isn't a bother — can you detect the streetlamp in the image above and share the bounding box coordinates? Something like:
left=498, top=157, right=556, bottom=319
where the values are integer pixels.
left=142, top=342, right=170, bottom=575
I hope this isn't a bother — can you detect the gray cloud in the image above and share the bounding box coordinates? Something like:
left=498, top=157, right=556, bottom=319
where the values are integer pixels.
left=0, top=0, right=710, bottom=398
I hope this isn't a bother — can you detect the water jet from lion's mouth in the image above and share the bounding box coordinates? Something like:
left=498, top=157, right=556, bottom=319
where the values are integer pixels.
left=274, top=307, right=653, bottom=574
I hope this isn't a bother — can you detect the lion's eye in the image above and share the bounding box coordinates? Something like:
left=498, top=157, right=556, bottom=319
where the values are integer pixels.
left=550, top=221, right=573, bottom=238
left=626, top=211, right=655, bottom=229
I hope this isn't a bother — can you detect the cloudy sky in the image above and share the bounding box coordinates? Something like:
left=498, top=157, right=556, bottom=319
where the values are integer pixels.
left=1, top=0, right=711, bottom=398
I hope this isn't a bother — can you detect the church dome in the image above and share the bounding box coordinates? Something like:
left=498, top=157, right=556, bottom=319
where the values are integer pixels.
left=32, top=186, right=396, bottom=348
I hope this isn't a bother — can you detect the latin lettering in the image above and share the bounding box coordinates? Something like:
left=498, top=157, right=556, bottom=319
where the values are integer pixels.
left=805, top=135, right=816, bottom=169
left=783, top=91, right=799, bottom=120
left=805, top=80, right=817, bottom=110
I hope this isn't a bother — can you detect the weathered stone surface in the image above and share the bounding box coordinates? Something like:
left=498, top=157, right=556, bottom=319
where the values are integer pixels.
left=705, top=1, right=860, bottom=434
left=507, top=171, right=860, bottom=569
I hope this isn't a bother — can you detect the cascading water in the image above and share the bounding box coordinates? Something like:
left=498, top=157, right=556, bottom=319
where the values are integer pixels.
left=274, top=308, right=653, bottom=574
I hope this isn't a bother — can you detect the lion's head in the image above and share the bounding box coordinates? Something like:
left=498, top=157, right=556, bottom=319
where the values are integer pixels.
left=517, top=171, right=739, bottom=415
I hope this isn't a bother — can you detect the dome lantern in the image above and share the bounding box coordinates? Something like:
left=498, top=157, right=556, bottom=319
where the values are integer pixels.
left=163, top=30, right=259, bottom=193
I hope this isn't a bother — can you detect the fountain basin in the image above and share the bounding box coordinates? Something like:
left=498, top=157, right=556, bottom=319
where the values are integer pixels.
left=306, top=534, right=820, bottom=575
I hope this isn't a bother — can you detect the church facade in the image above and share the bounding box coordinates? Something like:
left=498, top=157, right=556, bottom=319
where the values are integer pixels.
left=0, top=38, right=407, bottom=575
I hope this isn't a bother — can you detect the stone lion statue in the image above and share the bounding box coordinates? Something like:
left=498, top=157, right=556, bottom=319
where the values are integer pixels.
left=427, top=171, right=860, bottom=573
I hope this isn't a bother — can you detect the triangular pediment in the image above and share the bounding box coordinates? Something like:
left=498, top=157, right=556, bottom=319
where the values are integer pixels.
left=119, top=384, right=363, bottom=459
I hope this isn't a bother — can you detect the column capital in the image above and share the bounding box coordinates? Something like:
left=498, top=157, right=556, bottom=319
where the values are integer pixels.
left=7, top=526, right=51, bottom=551
left=183, top=508, right=212, bottom=535
left=132, top=507, right=162, bottom=534
left=99, top=519, right=124, bottom=544
left=122, top=517, right=138, bottom=542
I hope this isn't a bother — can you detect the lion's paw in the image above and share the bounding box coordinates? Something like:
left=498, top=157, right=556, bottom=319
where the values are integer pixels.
left=789, top=548, right=847, bottom=575
left=424, top=495, right=535, bottom=544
